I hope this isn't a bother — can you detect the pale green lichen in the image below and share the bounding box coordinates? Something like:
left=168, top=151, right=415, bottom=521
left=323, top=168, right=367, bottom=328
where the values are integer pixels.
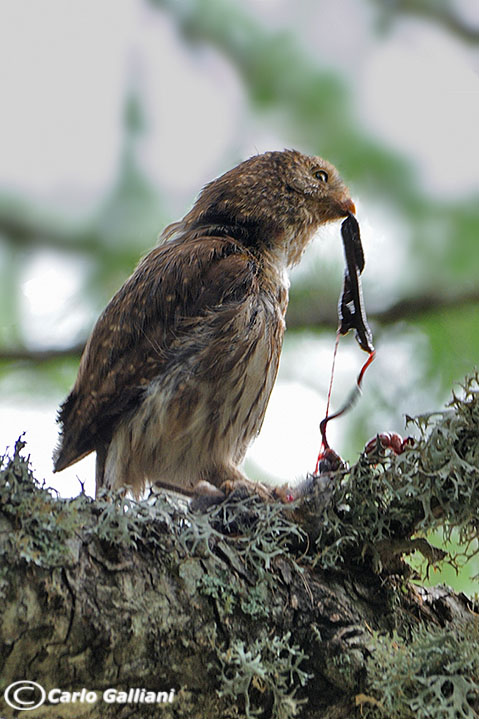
left=178, top=494, right=306, bottom=576
left=0, top=437, right=88, bottom=568
left=362, top=623, right=479, bottom=719
left=0, top=437, right=184, bottom=568
left=198, top=570, right=238, bottom=615
left=309, top=373, right=479, bottom=572
left=217, top=632, right=311, bottom=719
left=198, top=571, right=270, bottom=619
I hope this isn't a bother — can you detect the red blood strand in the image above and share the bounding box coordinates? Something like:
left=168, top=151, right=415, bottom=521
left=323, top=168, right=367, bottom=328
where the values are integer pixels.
left=315, top=332, right=340, bottom=473
left=357, top=349, right=376, bottom=385
left=324, top=332, right=340, bottom=423
left=315, top=349, right=376, bottom=473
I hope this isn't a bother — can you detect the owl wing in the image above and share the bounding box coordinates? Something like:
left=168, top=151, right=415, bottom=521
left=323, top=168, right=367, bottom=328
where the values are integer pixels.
left=54, top=236, right=259, bottom=472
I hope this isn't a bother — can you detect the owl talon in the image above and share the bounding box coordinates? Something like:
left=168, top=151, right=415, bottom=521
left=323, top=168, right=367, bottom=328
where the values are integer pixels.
left=221, top=478, right=275, bottom=503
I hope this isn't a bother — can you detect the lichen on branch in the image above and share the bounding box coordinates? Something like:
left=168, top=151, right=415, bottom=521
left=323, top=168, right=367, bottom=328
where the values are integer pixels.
left=299, top=372, right=479, bottom=574
left=0, top=374, right=478, bottom=719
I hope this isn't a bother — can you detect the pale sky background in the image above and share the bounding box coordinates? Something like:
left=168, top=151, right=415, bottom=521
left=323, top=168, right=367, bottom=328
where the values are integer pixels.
left=0, top=0, right=478, bottom=496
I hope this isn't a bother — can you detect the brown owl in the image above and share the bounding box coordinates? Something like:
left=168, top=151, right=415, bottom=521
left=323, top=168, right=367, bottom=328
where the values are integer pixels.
left=53, top=149, right=355, bottom=500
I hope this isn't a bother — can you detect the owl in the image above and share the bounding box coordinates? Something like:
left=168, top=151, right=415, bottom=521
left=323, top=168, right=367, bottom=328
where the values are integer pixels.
left=53, top=150, right=355, bottom=500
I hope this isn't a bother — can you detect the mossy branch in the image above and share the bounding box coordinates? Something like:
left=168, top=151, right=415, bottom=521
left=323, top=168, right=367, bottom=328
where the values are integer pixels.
left=0, top=374, right=478, bottom=718
left=297, top=372, right=479, bottom=575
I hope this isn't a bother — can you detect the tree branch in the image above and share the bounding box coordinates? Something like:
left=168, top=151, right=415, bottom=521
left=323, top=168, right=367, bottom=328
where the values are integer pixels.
left=0, top=343, right=86, bottom=363
left=285, top=286, right=479, bottom=330
left=370, top=0, right=479, bottom=45
left=2, top=289, right=478, bottom=364
left=0, top=207, right=97, bottom=254
left=1, top=376, right=478, bottom=718
left=0, top=207, right=147, bottom=268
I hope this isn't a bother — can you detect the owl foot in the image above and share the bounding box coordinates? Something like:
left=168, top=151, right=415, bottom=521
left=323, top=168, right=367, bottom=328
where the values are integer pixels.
left=190, top=477, right=280, bottom=511
left=220, top=477, right=277, bottom=502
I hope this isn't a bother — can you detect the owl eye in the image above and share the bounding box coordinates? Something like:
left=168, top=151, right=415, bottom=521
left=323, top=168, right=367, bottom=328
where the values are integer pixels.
left=313, top=169, right=328, bottom=183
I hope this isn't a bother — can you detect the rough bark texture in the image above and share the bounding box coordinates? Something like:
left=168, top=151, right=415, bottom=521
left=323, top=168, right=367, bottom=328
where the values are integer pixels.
left=1, top=375, right=478, bottom=719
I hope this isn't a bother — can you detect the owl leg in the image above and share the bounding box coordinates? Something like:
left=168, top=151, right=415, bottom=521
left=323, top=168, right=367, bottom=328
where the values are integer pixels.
left=95, top=443, right=108, bottom=497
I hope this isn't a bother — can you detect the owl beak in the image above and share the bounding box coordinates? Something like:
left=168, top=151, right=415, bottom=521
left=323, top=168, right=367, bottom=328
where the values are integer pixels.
left=342, top=198, right=356, bottom=216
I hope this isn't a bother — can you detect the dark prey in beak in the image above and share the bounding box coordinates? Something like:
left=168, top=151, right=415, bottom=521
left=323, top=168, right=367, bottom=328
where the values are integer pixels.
left=315, top=213, right=375, bottom=466
left=338, top=213, right=374, bottom=354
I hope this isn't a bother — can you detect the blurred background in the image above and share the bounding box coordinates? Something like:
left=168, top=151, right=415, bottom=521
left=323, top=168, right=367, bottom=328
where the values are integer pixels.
left=0, top=0, right=478, bottom=588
